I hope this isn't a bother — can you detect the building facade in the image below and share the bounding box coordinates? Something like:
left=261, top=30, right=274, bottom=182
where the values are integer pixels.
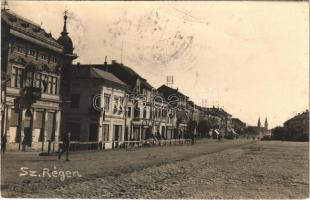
left=283, top=110, right=309, bottom=141
left=65, top=65, right=127, bottom=149
left=157, top=85, right=190, bottom=139
left=98, top=61, right=154, bottom=142
left=1, top=10, right=76, bottom=151
left=232, top=118, right=246, bottom=135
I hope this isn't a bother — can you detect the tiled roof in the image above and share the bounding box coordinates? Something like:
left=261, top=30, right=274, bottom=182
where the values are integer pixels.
left=1, top=10, right=63, bottom=49
left=157, top=84, right=189, bottom=99
left=284, top=111, right=309, bottom=125
left=110, top=63, right=153, bottom=89
left=91, top=67, right=126, bottom=86
left=72, top=66, right=126, bottom=87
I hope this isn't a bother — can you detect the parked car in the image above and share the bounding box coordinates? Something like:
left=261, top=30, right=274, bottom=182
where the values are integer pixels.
left=261, top=135, right=271, bottom=141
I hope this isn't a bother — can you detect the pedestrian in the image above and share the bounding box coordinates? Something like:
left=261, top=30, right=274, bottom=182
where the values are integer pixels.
left=191, top=132, right=196, bottom=144
left=1, top=134, right=7, bottom=154
left=98, top=140, right=103, bottom=151
left=58, top=130, right=71, bottom=161
left=218, top=133, right=222, bottom=141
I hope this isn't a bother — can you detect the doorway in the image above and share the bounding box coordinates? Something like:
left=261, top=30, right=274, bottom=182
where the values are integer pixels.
left=89, top=123, right=98, bottom=141
left=114, top=125, right=122, bottom=148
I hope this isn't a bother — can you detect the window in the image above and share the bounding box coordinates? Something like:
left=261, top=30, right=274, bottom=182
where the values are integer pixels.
left=104, top=95, right=110, bottom=111
left=70, top=94, right=80, bottom=108
left=34, top=73, right=41, bottom=88
left=24, top=72, right=33, bottom=87
left=41, top=54, right=48, bottom=60
left=35, top=111, right=44, bottom=142
left=150, top=108, right=153, bottom=119
left=51, top=56, right=57, bottom=63
left=162, top=109, right=167, bottom=118
left=114, top=97, right=119, bottom=107
left=103, top=124, right=109, bottom=141
left=41, top=74, right=48, bottom=92
left=28, top=49, right=36, bottom=57
left=11, top=67, right=23, bottom=88
left=52, top=77, right=57, bottom=94
left=127, top=107, right=132, bottom=118
left=48, top=76, right=52, bottom=93
left=134, top=103, right=140, bottom=118
left=11, top=67, right=16, bottom=87
left=143, top=108, right=147, bottom=118
left=16, top=46, right=25, bottom=54
left=10, top=108, right=19, bottom=126
left=46, top=112, right=56, bottom=141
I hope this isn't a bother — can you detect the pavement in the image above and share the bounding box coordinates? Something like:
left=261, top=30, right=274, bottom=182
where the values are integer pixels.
left=1, top=139, right=309, bottom=198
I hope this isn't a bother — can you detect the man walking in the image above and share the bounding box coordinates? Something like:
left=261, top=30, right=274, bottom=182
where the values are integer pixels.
left=58, top=130, right=71, bottom=161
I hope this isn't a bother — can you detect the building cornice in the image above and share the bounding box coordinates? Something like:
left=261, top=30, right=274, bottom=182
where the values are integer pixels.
left=10, top=29, right=64, bottom=53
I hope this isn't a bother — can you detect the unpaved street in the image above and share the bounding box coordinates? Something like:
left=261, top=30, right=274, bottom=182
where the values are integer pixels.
left=1, top=139, right=309, bottom=198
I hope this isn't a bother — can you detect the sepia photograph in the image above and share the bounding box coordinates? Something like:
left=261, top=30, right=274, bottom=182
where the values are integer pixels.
left=0, top=0, right=309, bottom=198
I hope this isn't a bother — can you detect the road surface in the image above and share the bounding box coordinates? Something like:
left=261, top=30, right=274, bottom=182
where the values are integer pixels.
left=1, top=139, right=308, bottom=198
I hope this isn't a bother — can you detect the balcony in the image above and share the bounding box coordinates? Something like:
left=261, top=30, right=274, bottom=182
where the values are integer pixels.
left=20, top=86, right=41, bottom=106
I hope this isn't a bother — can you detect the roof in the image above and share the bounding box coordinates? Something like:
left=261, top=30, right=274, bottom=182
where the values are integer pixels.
left=232, top=118, right=246, bottom=125
left=284, top=110, right=309, bottom=125
left=157, top=85, right=189, bottom=99
left=72, top=66, right=126, bottom=87
left=89, top=61, right=153, bottom=90
left=1, top=10, right=63, bottom=49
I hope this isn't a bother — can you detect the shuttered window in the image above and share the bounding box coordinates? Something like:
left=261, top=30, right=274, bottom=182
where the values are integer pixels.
left=46, top=112, right=55, bottom=140
left=34, top=111, right=44, bottom=129
left=10, top=109, right=19, bottom=126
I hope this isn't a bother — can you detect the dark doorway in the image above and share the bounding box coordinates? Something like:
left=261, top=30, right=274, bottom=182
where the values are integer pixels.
left=125, top=126, right=129, bottom=141
left=23, top=110, right=33, bottom=147
left=89, top=123, right=98, bottom=141
left=114, top=125, right=122, bottom=148
left=23, top=127, right=32, bottom=147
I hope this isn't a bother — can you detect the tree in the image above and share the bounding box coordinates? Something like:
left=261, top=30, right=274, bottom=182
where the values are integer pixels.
left=187, top=119, right=197, bottom=138
left=197, top=120, right=212, bottom=138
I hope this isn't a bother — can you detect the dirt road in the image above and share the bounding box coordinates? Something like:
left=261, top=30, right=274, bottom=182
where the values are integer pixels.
left=1, top=139, right=308, bottom=198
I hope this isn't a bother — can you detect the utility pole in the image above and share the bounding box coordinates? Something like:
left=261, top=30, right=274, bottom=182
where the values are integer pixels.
left=121, top=40, right=124, bottom=64
left=1, top=0, right=8, bottom=10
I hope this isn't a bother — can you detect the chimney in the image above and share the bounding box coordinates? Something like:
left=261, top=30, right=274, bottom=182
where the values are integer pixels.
left=77, top=62, right=80, bottom=66
left=104, top=56, right=107, bottom=65
left=111, top=60, right=117, bottom=64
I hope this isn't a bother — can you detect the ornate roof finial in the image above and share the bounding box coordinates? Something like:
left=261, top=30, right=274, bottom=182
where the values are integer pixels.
left=61, top=9, right=68, bottom=36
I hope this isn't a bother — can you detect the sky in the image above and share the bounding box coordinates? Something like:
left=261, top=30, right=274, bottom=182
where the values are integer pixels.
left=8, top=1, right=309, bottom=128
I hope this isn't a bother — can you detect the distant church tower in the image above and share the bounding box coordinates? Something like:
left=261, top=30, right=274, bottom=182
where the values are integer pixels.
left=264, top=117, right=268, bottom=130
left=257, top=117, right=261, bottom=128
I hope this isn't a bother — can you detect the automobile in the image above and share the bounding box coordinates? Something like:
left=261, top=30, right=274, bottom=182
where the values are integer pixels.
left=261, top=135, right=271, bottom=141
